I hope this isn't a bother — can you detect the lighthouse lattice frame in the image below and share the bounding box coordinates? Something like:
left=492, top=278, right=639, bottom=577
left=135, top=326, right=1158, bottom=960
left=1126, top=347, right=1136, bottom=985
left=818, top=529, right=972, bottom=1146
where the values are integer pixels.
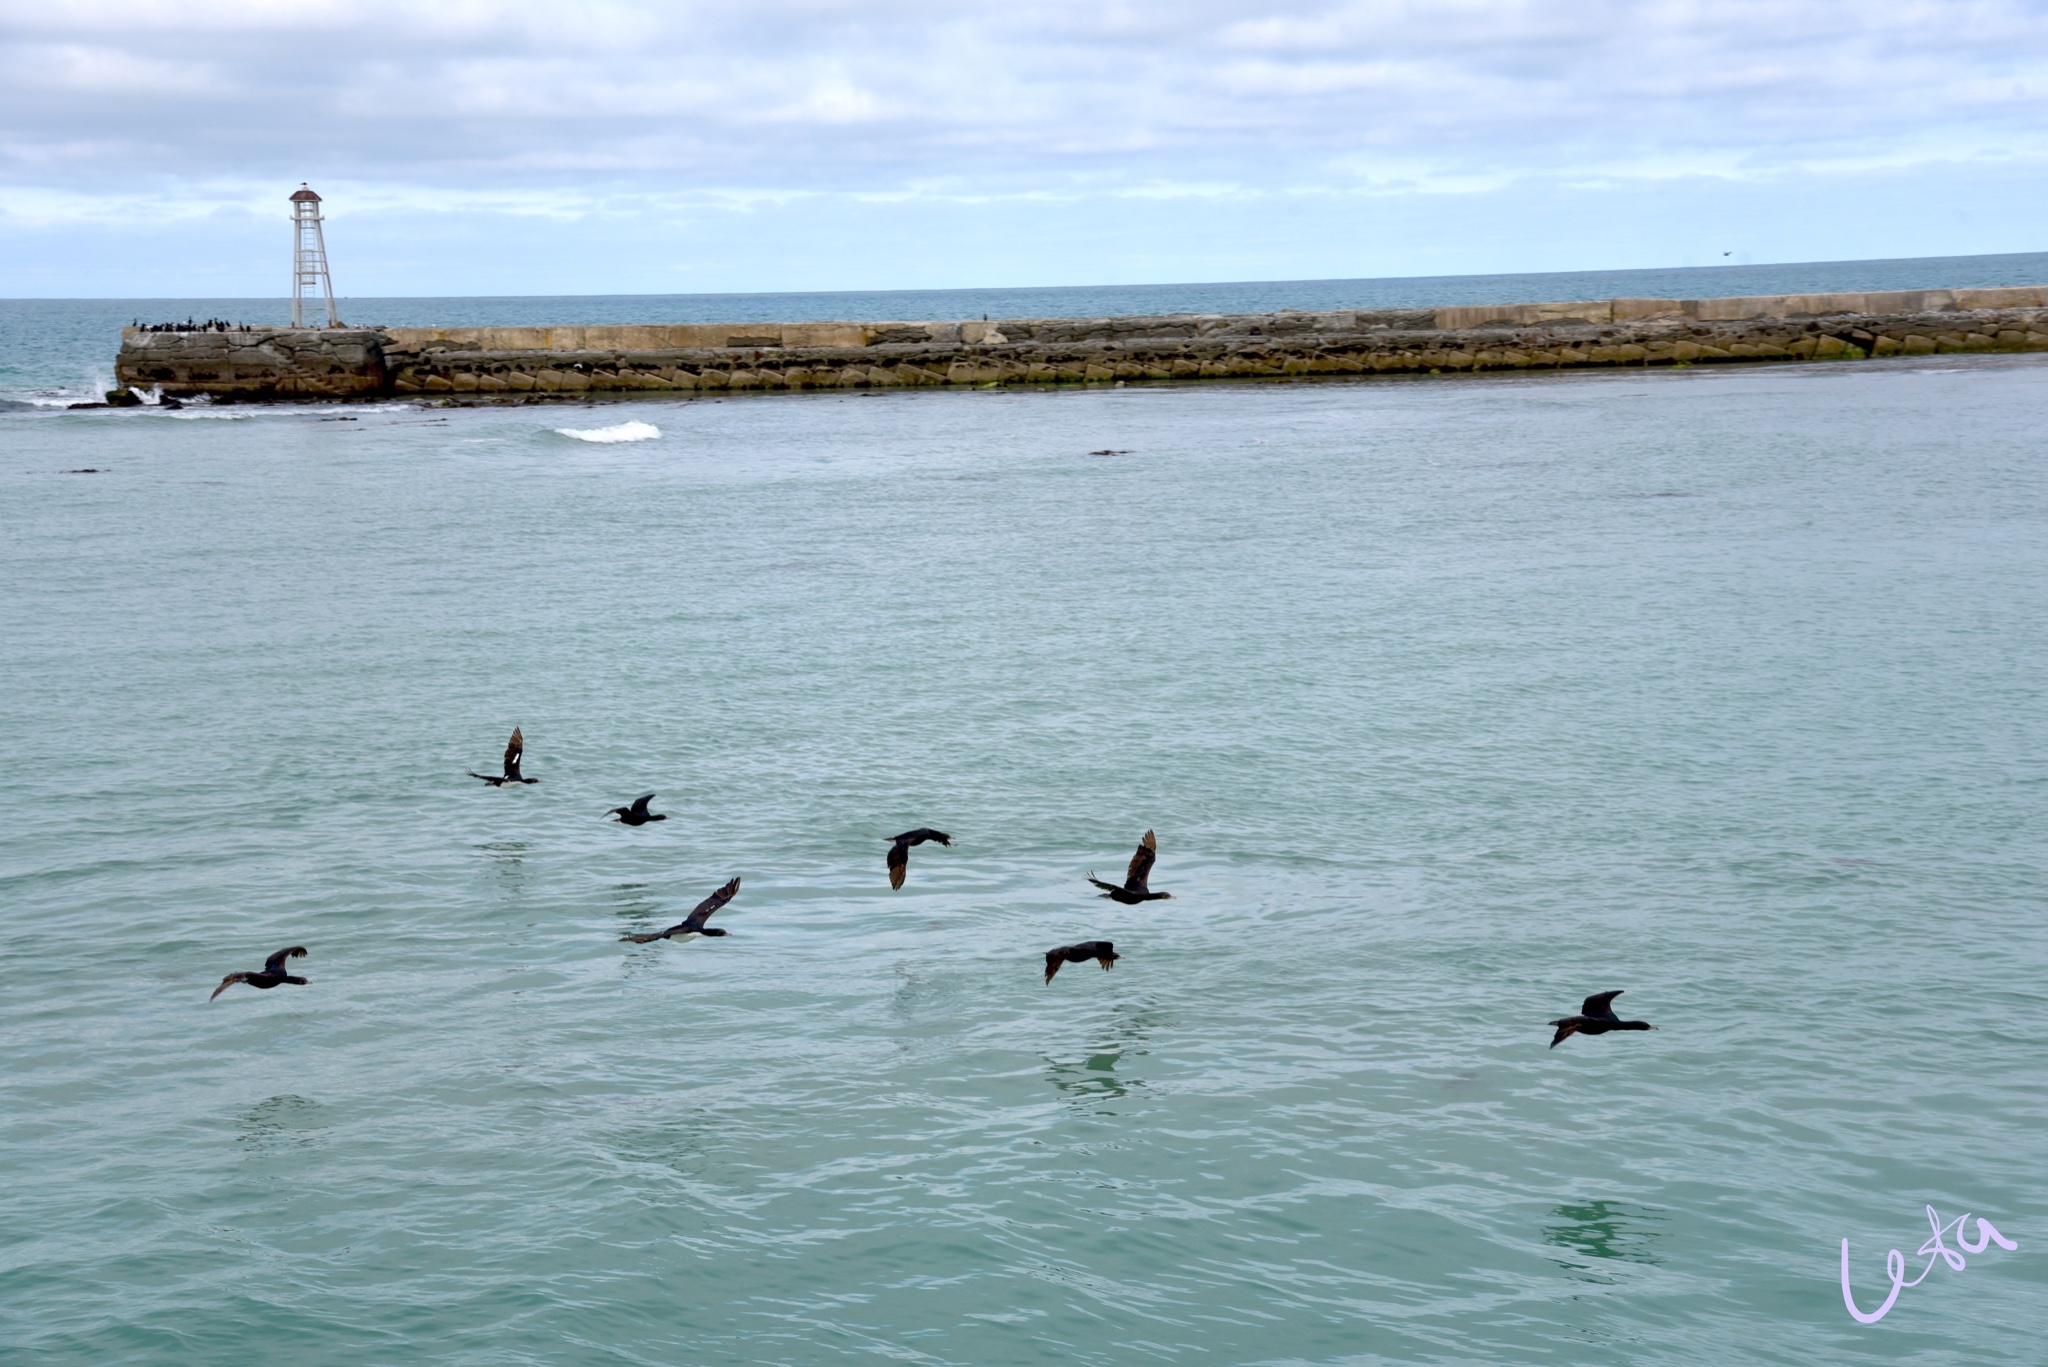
left=289, top=184, right=341, bottom=329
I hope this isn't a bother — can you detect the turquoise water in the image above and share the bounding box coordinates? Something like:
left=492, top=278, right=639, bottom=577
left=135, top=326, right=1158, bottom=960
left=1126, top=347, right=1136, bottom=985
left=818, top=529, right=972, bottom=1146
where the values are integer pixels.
left=2, top=353, right=2044, bottom=1362
left=7, top=249, right=2048, bottom=402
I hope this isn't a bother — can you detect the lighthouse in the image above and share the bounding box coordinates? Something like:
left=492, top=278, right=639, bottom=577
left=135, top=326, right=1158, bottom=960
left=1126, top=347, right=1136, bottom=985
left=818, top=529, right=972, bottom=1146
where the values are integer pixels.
left=289, top=184, right=341, bottom=329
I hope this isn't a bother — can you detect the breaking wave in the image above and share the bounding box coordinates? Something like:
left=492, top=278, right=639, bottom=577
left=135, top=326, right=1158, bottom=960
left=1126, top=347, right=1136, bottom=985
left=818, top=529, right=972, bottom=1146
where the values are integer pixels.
left=553, top=420, right=661, bottom=443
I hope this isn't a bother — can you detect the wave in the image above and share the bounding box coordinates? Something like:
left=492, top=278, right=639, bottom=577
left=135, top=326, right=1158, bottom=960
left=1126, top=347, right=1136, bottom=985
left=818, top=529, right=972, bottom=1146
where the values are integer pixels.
left=553, top=420, right=661, bottom=444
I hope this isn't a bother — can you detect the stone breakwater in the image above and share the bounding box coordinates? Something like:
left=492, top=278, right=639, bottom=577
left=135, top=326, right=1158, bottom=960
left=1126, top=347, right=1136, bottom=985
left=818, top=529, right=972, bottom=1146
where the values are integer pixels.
left=114, top=286, right=2048, bottom=401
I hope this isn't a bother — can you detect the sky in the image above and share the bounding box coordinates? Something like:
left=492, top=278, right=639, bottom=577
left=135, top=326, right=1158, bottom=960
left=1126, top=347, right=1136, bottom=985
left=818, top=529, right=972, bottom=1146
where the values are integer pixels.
left=2, top=0, right=2047, bottom=296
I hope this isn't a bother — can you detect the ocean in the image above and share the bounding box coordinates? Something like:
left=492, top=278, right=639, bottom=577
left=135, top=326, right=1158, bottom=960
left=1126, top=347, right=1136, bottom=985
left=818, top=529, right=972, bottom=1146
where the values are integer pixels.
left=1, top=261, right=2044, bottom=1363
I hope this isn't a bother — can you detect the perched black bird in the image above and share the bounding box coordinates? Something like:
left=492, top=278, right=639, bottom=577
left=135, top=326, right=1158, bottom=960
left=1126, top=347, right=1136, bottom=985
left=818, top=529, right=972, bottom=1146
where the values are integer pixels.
left=608, top=793, right=666, bottom=826
left=1088, top=830, right=1172, bottom=903
left=470, top=727, right=538, bottom=786
left=1548, top=990, right=1657, bottom=1048
left=886, top=828, right=951, bottom=889
left=1044, top=940, right=1120, bottom=984
left=211, top=946, right=309, bottom=1001
left=621, top=877, right=740, bottom=944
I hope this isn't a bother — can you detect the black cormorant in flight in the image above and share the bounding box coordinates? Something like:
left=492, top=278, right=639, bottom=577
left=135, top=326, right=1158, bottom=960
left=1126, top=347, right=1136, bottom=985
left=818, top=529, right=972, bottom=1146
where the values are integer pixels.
left=1044, top=941, right=1120, bottom=983
left=887, top=828, right=951, bottom=889
left=1088, top=830, right=1172, bottom=903
left=1548, top=990, right=1657, bottom=1047
left=211, top=946, right=309, bottom=1001
left=621, top=877, right=740, bottom=944
left=470, top=727, right=538, bottom=786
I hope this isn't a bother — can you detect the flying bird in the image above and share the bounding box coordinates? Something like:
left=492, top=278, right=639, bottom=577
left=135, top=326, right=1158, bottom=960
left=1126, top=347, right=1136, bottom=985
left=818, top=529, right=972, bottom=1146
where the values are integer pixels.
left=1044, top=940, right=1120, bottom=983
left=1088, top=830, right=1172, bottom=903
left=886, top=828, right=951, bottom=889
left=608, top=793, right=666, bottom=826
left=620, top=877, right=740, bottom=944
left=1548, top=990, right=1658, bottom=1048
left=210, top=946, right=309, bottom=1001
left=469, top=727, right=538, bottom=786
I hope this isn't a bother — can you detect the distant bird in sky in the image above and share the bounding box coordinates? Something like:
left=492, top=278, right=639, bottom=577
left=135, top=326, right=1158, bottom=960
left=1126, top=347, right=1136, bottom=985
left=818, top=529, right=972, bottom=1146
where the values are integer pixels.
left=1548, top=990, right=1657, bottom=1047
left=1088, top=830, right=1172, bottom=903
left=620, top=877, right=740, bottom=944
left=886, top=828, right=951, bottom=889
left=470, top=727, right=537, bottom=786
left=608, top=793, right=666, bottom=826
left=211, top=946, right=309, bottom=1001
left=1044, top=940, right=1120, bottom=983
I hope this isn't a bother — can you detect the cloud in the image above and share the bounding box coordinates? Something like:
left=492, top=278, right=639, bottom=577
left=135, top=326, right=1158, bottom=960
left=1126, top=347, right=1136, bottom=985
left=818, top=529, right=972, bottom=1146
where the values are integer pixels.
left=1, top=1, right=2045, bottom=291
left=5, top=1, right=2047, bottom=194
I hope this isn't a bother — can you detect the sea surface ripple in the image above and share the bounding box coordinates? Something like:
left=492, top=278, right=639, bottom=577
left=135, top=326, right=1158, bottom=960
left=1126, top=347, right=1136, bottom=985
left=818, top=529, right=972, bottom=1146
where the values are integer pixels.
left=1, top=356, right=2044, bottom=1363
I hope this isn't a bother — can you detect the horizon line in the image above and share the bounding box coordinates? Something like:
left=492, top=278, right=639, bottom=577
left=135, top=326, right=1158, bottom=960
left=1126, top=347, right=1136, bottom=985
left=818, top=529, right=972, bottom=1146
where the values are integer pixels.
left=7, top=249, right=2047, bottom=304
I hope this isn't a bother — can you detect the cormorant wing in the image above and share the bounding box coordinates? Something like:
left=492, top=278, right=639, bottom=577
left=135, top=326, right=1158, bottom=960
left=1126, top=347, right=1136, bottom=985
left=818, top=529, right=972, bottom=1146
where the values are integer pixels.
left=887, top=841, right=909, bottom=889
left=503, top=727, right=524, bottom=780
left=1124, top=830, right=1158, bottom=893
left=1580, top=990, right=1624, bottom=1020
left=210, top=972, right=249, bottom=1001
left=1548, top=1018, right=1582, bottom=1048
left=628, top=793, right=656, bottom=819
left=680, top=876, right=741, bottom=930
left=1044, top=948, right=1067, bottom=984
left=892, top=828, right=951, bottom=847
left=264, top=946, right=307, bottom=976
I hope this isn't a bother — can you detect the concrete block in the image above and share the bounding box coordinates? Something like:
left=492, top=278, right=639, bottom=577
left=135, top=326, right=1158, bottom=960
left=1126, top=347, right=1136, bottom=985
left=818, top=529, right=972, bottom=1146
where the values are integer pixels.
left=1954, top=287, right=2046, bottom=310
left=1612, top=299, right=1684, bottom=321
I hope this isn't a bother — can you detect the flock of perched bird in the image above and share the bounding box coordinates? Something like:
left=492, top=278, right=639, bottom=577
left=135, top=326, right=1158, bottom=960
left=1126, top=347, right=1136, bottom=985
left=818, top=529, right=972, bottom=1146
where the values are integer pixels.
left=212, top=727, right=1658, bottom=1046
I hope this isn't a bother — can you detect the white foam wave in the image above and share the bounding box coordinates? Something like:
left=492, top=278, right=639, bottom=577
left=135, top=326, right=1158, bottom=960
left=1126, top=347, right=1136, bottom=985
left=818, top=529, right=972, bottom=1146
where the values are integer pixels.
left=554, top=420, right=661, bottom=444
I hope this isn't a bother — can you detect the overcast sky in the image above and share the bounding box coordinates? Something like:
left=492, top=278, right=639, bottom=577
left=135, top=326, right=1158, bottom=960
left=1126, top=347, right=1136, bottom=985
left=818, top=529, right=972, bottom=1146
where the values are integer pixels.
left=3, top=1, right=2046, bottom=295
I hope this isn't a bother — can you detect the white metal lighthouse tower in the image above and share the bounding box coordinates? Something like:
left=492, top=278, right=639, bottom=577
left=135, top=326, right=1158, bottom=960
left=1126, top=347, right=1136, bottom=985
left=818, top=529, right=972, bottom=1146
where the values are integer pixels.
left=289, top=183, right=342, bottom=328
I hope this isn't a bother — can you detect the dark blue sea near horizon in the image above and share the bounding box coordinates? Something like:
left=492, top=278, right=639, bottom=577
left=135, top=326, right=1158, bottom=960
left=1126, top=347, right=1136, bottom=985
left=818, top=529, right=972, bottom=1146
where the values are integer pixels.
left=1, top=256, right=2045, bottom=1364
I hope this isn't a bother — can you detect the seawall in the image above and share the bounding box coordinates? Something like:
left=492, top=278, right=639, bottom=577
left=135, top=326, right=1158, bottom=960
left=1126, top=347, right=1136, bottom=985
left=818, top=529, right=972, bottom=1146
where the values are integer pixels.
left=113, top=285, right=2048, bottom=401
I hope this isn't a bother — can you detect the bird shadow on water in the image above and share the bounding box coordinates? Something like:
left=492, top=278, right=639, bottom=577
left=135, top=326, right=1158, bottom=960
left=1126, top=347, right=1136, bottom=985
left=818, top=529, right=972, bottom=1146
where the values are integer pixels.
left=1542, top=1200, right=1665, bottom=1282
left=235, top=1095, right=326, bottom=1155
left=611, top=882, right=658, bottom=918
left=1045, top=1050, right=1142, bottom=1111
left=476, top=840, right=528, bottom=895
left=1045, top=1000, right=1167, bottom=1113
left=889, top=963, right=967, bottom=1021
